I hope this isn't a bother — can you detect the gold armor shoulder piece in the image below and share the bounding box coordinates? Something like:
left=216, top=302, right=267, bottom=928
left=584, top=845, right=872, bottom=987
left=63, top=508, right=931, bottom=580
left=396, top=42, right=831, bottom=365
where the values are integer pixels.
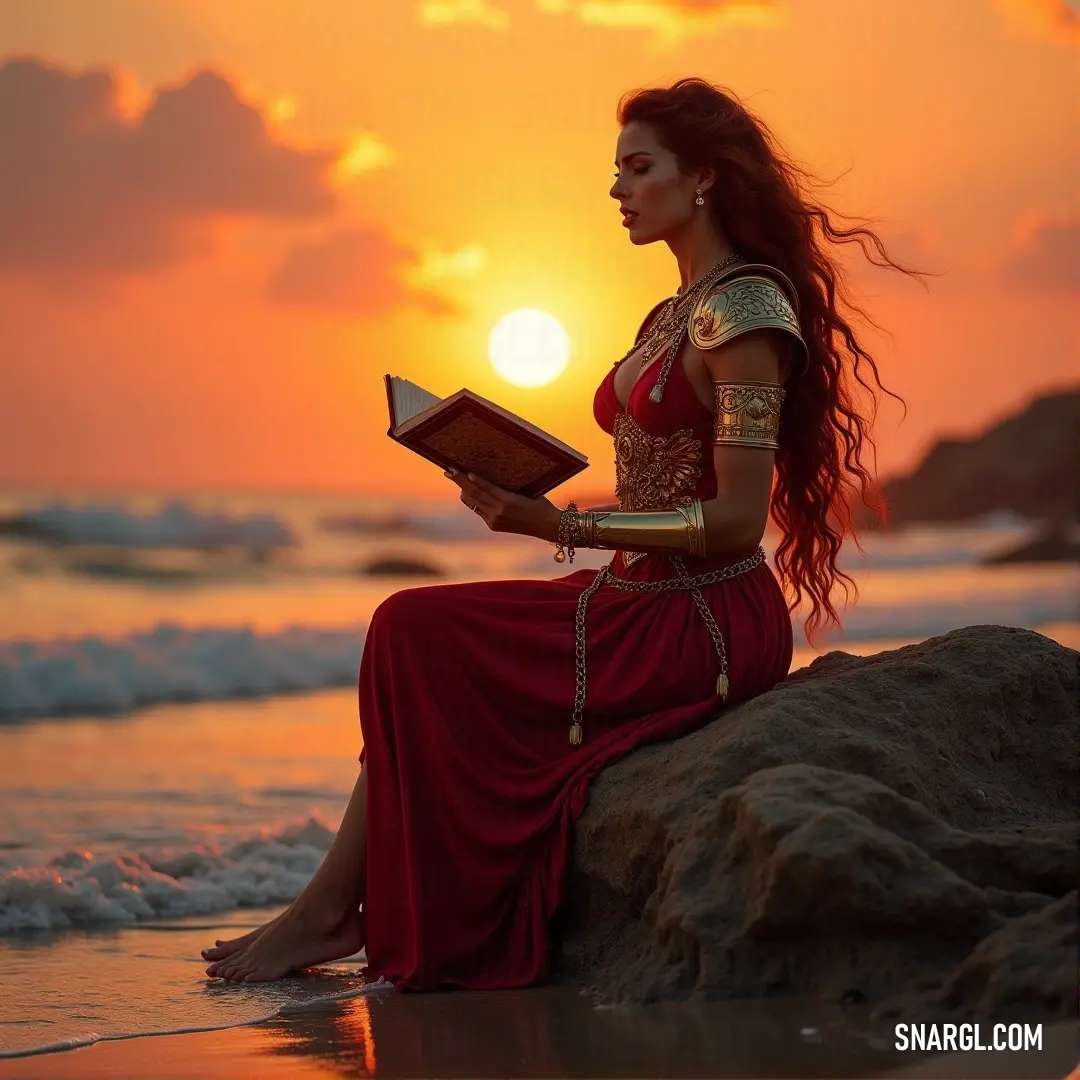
left=713, top=381, right=785, bottom=450
left=689, top=272, right=808, bottom=373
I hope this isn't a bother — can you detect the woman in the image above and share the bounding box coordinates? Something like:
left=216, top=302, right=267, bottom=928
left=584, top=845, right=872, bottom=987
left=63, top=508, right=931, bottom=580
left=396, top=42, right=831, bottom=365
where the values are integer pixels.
left=201, top=78, right=918, bottom=987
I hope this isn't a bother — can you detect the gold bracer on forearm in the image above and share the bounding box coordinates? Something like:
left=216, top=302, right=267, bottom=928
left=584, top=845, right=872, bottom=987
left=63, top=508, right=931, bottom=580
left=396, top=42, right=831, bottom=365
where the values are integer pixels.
left=713, top=382, right=785, bottom=450
left=574, top=500, right=707, bottom=558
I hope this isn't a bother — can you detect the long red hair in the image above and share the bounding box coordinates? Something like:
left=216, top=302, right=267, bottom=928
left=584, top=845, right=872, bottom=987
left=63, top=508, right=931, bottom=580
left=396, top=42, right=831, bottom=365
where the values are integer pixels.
left=618, top=78, right=930, bottom=640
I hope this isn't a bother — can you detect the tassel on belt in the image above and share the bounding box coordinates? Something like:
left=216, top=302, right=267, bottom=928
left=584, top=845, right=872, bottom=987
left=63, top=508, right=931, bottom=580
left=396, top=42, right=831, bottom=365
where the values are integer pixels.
left=568, top=546, right=766, bottom=746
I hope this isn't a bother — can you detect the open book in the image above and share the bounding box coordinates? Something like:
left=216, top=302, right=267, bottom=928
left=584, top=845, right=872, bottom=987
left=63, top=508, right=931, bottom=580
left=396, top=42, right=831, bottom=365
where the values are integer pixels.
left=384, top=375, right=588, bottom=498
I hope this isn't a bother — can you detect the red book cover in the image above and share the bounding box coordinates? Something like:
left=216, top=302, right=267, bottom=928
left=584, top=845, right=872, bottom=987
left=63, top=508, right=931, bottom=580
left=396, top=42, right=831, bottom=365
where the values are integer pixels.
left=385, top=377, right=588, bottom=499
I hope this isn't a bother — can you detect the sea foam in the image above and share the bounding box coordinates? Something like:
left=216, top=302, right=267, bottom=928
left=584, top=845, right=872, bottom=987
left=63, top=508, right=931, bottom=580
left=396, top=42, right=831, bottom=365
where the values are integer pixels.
left=0, top=816, right=334, bottom=934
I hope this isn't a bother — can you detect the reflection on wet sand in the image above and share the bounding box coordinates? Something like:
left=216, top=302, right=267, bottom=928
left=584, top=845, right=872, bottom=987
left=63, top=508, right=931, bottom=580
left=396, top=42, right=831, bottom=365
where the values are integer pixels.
left=1, top=982, right=1072, bottom=1079
left=253, top=985, right=940, bottom=1079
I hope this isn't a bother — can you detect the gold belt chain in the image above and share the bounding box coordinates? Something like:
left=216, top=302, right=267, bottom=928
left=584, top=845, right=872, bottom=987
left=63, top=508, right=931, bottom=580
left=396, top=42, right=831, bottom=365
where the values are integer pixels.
left=568, top=546, right=766, bottom=745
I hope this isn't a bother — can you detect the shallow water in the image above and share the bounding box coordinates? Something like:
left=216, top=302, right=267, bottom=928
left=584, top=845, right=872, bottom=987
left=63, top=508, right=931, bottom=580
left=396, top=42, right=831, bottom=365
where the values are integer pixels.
left=0, top=913, right=379, bottom=1058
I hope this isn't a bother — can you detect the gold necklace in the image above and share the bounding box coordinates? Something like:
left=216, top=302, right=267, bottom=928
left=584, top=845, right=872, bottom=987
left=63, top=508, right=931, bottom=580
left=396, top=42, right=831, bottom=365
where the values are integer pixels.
left=616, top=253, right=742, bottom=403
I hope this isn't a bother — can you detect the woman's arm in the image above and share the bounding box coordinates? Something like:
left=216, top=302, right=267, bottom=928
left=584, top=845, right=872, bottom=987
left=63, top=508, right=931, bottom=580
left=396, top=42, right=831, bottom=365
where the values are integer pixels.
left=445, top=462, right=621, bottom=535
left=696, top=327, right=786, bottom=553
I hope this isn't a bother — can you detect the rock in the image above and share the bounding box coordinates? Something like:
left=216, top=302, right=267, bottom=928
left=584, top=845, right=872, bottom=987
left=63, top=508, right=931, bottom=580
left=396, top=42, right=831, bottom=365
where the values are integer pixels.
left=557, top=625, right=1079, bottom=1024
left=889, top=891, right=1078, bottom=1023
left=323, top=513, right=420, bottom=536
left=360, top=557, right=442, bottom=577
left=0, top=517, right=61, bottom=543
left=66, top=558, right=203, bottom=583
left=982, top=523, right=1080, bottom=566
left=857, top=388, right=1079, bottom=527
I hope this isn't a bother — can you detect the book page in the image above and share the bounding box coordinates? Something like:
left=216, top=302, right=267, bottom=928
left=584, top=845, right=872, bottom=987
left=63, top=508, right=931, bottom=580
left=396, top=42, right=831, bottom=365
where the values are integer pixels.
left=389, top=376, right=442, bottom=427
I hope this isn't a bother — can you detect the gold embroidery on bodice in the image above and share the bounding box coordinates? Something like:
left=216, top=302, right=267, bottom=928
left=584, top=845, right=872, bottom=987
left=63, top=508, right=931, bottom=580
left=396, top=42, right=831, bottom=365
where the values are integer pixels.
left=612, top=412, right=703, bottom=566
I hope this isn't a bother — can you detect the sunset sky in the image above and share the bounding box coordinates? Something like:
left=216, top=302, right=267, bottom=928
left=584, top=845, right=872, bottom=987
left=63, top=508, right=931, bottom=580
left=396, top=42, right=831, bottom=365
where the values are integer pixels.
left=0, top=0, right=1076, bottom=498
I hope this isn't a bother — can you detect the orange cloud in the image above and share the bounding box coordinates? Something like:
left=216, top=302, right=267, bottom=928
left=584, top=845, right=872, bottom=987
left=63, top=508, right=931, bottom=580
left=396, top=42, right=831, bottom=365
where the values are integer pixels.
left=266, top=229, right=462, bottom=315
left=333, top=132, right=397, bottom=181
left=540, top=0, right=785, bottom=37
left=0, top=58, right=341, bottom=275
left=419, top=0, right=784, bottom=35
left=991, top=0, right=1080, bottom=45
left=1000, top=212, right=1080, bottom=288
left=418, top=0, right=510, bottom=28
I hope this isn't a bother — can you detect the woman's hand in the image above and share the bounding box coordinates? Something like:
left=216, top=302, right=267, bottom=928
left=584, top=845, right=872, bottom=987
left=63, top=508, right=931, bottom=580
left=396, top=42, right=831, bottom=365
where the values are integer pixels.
left=444, top=468, right=562, bottom=543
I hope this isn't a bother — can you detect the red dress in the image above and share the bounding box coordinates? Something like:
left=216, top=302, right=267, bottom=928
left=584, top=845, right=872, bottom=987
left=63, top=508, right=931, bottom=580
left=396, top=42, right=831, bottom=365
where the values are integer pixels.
left=357, top=341, right=793, bottom=991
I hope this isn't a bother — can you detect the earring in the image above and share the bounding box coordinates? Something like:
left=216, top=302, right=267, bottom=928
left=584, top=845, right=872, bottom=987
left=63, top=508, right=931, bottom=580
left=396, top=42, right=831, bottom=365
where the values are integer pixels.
left=695, top=188, right=704, bottom=206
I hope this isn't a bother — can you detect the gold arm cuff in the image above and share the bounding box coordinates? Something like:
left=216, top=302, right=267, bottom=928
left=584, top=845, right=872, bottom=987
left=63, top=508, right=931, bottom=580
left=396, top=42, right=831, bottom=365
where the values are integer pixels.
left=713, top=381, right=785, bottom=449
left=575, top=500, right=707, bottom=558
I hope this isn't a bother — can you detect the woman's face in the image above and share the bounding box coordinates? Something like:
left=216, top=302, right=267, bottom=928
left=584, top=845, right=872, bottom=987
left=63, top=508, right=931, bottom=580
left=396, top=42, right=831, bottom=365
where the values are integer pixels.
left=609, top=120, right=705, bottom=245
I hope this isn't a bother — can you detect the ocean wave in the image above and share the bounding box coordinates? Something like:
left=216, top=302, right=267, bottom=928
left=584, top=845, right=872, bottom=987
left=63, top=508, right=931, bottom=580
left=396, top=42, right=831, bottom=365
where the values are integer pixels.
left=0, top=622, right=365, bottom=722
left=321, top=507, right=496, bottom=542
left=0, top=816, right=335, bottom=935
left=0, top=498, right=295, bottom=551
left=2, top=571, right=1075, bottom=721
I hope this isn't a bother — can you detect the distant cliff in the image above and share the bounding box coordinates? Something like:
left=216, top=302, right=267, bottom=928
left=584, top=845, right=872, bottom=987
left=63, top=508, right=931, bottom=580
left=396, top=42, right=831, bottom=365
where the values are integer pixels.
left=877, top=388, right=1078, bottom=526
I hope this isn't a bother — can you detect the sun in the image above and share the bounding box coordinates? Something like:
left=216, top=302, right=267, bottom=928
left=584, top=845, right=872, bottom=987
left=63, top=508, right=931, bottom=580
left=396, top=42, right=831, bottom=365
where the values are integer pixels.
left=487, top=309, right=570, bottom=388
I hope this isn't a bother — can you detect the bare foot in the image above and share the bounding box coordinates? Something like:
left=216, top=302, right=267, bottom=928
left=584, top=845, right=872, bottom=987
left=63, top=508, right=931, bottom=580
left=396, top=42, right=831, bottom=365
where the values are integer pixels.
left=205, top=904, right=365, bottom=982
left=201, top=912, right=281, bottom=962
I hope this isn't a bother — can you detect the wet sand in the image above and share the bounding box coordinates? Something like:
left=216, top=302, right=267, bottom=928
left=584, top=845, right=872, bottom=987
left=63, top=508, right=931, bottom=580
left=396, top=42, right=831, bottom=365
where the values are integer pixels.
left=0, top=985, right=1073, bottom=1080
